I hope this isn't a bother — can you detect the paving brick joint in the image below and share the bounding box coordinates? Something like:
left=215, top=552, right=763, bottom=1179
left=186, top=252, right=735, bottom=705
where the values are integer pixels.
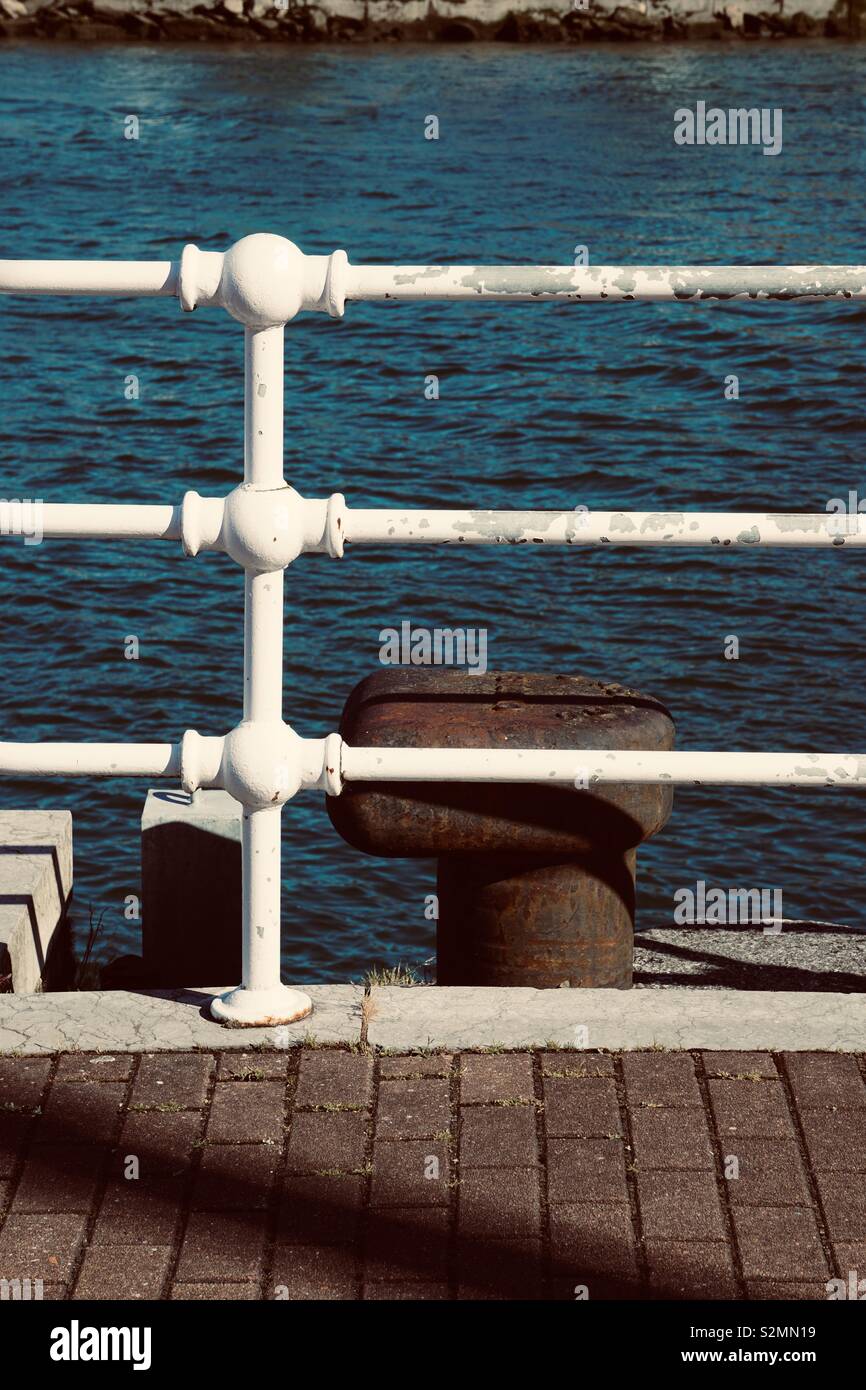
left=0, top=1047, right=863, bottom=1301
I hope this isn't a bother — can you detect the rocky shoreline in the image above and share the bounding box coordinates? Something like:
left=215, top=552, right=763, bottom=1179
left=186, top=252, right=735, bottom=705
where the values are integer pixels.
left=0, top=0, right=863, bottom=44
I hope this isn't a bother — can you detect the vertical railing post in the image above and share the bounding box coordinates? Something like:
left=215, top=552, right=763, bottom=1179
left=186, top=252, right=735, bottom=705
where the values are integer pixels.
left=210, top=323, right=312, bottom=1026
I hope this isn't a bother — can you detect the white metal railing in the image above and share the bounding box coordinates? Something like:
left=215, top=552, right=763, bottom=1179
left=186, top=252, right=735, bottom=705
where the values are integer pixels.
left=2, top=234, right=866, bottom=1025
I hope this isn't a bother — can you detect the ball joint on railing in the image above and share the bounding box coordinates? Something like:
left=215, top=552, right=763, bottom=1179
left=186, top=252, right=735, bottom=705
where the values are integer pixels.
left=179, top=487, right=346, bottom=568
left=179, top=729, right=224, bottom=796
left=221, top=486, right=305, bottom=572
left=220, top=721, right=304, bottom=809
left=177, top=233, right=348, bottom=325
left=178, top=725, right=343, bottom=806
left=220, top=725, right=344, bottom=807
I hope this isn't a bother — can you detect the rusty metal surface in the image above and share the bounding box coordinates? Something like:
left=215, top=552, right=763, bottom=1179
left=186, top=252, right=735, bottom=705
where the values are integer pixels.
left=437, top=851, right=636, bottom=989
left=327, top=670, right=675, bottom=856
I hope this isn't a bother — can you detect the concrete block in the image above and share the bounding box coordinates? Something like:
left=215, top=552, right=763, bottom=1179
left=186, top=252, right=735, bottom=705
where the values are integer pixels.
left=0, top=985, right=363, bottom=1053
left=365, top=985, right=866, bottom=1052
left=0, top=810, right=72, bottom=994
left=142, top=790, right=242, bottom=989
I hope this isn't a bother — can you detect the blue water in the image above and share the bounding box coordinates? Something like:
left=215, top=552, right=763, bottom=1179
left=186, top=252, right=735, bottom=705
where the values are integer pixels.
left=1, top=39, right=865, bottom=981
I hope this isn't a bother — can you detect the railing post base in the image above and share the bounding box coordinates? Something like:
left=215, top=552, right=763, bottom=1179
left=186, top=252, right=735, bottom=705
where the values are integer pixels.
left=209, top=983, right=312, bottom=1028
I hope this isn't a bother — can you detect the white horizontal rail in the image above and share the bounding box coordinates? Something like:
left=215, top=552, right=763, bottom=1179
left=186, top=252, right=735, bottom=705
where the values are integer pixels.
left=5, top=501, right=866, bottom=553
left=0, top=259, right=177, bottom=297
left=0, top=742, right=179, bottom=778
left=343, top=509, right=866, bottom=548
left=3, top=737, right=865, bottom=793
left=2, top=241, right=865, bottom=321
left=343, top=264, right=866, bottom=305
left=340, top=747, right=866, bottom=789
left=32, top=503, right=180, bottom=541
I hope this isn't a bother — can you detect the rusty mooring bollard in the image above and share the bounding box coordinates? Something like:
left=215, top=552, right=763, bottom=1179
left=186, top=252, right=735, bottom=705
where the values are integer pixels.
left=327, top=671, right=674, bottom=988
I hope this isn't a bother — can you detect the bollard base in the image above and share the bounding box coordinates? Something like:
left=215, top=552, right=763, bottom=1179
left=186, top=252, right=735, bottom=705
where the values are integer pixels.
left=209, top=984, right=313, bottom=1028
left=437, top=852, right=636, bottom=989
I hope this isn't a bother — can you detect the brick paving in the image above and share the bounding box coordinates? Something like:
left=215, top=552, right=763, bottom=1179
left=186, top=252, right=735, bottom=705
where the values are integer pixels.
left=0, top=1047, right=864, bottom=1300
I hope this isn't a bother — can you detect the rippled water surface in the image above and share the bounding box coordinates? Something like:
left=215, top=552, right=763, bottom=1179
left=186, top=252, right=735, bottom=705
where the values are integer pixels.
left=1, top=40, right=865, bottom=979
